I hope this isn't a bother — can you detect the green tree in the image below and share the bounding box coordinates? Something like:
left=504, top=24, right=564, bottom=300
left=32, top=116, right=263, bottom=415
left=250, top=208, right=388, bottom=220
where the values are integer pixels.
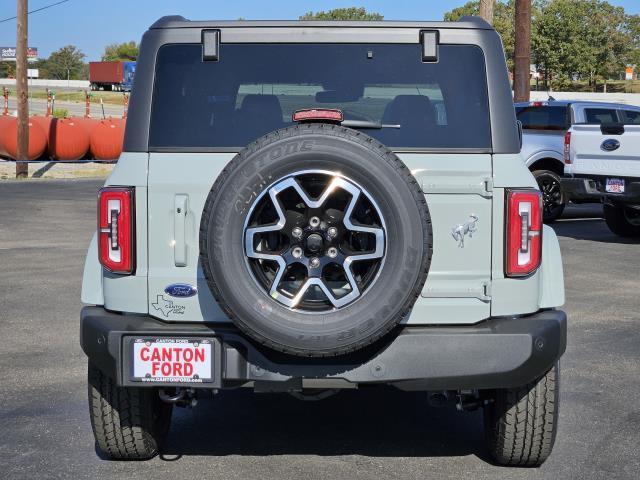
left=299, top=7, right=383, bottom=20
left=444, top=1, right=516, bottom=68
left=101, top=41, right=139, bottom=62
left=43, top=45, right=87, bottom=80
left=0, top=61, right=16, bottom=78
left=534, top=0, right=630, bottom=86
left=444, top=0, right=637, bottom=87
left=627, top=14, right=640, bottom=69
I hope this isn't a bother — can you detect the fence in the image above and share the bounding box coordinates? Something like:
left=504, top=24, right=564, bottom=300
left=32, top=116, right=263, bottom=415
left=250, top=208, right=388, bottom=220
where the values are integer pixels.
left=0, top=79, right=90, bottom=89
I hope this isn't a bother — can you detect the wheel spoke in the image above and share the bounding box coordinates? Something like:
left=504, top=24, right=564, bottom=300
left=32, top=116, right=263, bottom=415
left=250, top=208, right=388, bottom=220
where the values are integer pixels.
left=244, top=170, right=386, bottom=312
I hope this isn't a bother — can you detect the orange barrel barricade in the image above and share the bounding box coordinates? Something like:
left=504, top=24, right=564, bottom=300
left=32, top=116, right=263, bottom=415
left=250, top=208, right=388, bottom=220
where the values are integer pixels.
left=1, top=117, right=47, bottom=160
left=0, top=115, right=14, bottom=157
left=49, top=117, right=90, bottom=161
left=30, top=115, right=53, bottom=148
left=90, top=118, right=125, bottom=161
left=72, top=117, right=99, bottom=138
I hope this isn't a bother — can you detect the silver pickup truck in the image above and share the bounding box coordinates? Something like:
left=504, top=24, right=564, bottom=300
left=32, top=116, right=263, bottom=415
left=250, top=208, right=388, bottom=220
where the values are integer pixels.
left=516, top=100, right=640, bottom=221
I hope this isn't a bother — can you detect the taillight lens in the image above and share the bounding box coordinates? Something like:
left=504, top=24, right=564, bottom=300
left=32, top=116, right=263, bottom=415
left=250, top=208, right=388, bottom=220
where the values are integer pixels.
left=98, top=187, right=135, bottom=274
left=563, top=131, right=572, bottom=164
left=505, top=190, right=542, bottom=277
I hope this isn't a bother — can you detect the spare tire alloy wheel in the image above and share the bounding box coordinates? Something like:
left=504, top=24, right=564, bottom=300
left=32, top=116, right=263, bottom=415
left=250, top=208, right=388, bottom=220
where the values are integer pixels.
left=200, top=124, right=432, bottom=357
left=244, top=170, right=386, bottom=311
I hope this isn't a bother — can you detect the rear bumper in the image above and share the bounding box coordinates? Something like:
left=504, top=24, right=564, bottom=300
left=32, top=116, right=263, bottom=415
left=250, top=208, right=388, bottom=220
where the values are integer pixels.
left=561, top=177, right=602, bottom=202
left=586, top=175, right=640, bottom=204
left=80, top=306, right=567, bottom=391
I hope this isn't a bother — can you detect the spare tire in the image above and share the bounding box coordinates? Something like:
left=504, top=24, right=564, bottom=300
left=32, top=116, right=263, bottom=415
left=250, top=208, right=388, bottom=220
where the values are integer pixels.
left=200, top=124, right=432, bottom=357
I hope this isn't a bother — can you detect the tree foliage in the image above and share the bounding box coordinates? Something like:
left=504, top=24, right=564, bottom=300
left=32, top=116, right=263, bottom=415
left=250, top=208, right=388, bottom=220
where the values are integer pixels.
left=101, top=41, right=139, bottom=62
left=445, top=0, right=516, bottom=69
left=444, top=0, right=639, bottom=82
left=40, top=45, right=87, bottom=80
left=534, top=0, right=630, bottom=83
left=300, top=7, right=383, bottom=21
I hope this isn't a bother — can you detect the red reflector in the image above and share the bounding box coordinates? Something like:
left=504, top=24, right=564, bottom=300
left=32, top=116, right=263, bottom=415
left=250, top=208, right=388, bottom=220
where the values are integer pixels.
left=506, top=190, right=542, bottom=277
left=563, top=131, right=572, bottom=164
left=531, top=101, right=544, bottom=107
left=98, top=187, right=135, bottom=274
left=292, top=109, right=343, bottom=123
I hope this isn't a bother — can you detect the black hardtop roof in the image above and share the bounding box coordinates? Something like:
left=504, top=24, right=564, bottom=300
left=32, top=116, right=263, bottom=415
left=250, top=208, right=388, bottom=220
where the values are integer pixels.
left=149, top=15, right=493, bottom=31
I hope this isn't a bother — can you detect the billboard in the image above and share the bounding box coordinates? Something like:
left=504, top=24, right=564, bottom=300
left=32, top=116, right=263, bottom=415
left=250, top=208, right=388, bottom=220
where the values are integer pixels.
left=0, top=47, right=38, bottom=61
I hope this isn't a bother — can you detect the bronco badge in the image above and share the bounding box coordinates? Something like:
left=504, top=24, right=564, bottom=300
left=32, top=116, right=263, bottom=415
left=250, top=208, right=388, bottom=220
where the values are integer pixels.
left=451, top=214, right=479, bottom=248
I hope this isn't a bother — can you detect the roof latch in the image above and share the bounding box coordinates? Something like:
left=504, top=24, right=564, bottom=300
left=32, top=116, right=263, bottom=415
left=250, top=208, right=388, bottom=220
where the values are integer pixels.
left=202, top=29, right=220, bottom=61
left=420, top=30, right=439, bottom=63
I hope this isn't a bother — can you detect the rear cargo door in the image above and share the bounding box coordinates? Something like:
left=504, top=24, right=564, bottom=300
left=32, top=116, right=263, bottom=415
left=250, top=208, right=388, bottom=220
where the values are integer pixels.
left=144, top=39, right=495, bottom=324
left=400, top=154, right=493, bottom=324
left=570, top=124, right=640, bottom=178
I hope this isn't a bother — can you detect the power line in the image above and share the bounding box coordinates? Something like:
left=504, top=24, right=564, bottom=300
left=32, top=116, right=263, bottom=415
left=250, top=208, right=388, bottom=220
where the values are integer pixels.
left=0, top=0, right=71, bottom=24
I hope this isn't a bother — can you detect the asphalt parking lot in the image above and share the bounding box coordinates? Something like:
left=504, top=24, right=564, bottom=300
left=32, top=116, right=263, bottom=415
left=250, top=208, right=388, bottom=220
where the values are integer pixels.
left=1, top=178, right=639, bottom=479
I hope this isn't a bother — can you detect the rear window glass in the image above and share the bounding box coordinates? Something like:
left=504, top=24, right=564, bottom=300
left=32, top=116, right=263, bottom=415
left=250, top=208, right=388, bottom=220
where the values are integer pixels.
left=515, top=106, right=567, bottom=130
left=584, top=108, right=618, bottom=124
left=149, top=43, right=491, bottom=150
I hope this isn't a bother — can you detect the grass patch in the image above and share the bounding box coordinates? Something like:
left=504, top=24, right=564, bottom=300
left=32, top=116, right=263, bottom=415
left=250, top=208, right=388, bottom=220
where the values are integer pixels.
left=52, top=108, right=69, bottom=118
left=5, top=88, right=127, bottom=105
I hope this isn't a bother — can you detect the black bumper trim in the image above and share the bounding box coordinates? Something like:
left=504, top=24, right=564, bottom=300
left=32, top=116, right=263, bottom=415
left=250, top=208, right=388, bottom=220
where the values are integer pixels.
left=80, top=306, right=567, bottom=390
left=561, top=177, right=602, bottom=202
left=571, top=175, right=640, bottom=204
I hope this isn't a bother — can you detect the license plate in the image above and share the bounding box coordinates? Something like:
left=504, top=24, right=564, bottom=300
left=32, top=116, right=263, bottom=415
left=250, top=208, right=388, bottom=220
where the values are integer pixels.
left=605, top=178, right=625, bottom=193
left=131, top=338, right=213, bottom=384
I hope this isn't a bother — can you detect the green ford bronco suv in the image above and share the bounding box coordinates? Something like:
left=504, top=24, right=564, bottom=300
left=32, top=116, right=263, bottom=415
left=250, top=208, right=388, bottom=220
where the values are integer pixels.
left=80, top=15, right=567, bottom=466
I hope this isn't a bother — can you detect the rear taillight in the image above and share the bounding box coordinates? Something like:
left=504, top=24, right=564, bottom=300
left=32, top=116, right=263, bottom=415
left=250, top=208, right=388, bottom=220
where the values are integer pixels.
left=98, top=187, right=135, bottom=274
left=505, top=190, right=542, bottom=277
left=563, top=131, right=572, bottom=164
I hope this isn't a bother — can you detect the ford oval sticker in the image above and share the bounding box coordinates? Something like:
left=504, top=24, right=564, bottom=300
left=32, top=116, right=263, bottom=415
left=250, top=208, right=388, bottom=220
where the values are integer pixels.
left=164, top=284, right=198, bottom=298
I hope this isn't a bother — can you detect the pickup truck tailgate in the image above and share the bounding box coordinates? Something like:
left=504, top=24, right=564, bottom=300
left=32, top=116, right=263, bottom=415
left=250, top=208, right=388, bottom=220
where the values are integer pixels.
left=569, top=124, right=640, bottom=177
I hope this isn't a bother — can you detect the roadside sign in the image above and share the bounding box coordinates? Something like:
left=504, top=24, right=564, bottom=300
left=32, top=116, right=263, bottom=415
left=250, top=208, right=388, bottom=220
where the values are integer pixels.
left=625, top=67, right=634, bottom=81
left=27, top=69, right=38, bottom=78
left=0, top=47, right=38, bottom=61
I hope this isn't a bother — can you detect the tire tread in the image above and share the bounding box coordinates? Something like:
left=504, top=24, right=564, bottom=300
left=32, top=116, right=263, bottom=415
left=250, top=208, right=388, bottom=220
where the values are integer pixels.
left=88, top=362, right=171, bottom=460
left=485, top=363, right=559, bottom=467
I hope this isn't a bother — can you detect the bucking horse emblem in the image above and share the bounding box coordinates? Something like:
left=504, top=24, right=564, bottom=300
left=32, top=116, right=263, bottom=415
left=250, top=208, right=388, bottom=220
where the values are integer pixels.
left=451, top=214, right=479, bottom=248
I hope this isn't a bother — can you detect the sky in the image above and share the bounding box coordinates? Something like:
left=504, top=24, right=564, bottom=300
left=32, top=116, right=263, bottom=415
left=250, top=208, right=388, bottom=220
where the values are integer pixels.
left=0, top=0, right=639, bottom=61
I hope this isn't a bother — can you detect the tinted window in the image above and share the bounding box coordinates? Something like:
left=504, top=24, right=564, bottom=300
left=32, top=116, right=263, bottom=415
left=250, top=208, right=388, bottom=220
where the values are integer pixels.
left=622, top=110, right=640, bottom=125
left=584, top=108, right=618, bottom=124
left=150, top=44, right=491, bottom=150
left=515, top=106, right=568, bottom=130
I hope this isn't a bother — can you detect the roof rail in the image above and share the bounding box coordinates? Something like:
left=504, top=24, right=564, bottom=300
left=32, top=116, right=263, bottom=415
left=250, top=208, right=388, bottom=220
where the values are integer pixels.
left=458, top=15, right=492, bottom=29
left=150, top=15, right=188, bottom=29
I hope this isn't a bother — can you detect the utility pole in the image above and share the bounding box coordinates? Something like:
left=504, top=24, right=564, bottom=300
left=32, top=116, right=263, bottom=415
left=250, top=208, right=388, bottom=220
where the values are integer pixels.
left=513, top=0, right=531, bottom=102
left=479, top=0, right=495, bottom=25
left=15, top=0, right=29, bottom=179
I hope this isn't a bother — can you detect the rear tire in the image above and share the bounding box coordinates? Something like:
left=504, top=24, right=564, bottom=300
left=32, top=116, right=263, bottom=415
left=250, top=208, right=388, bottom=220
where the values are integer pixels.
left=533, top=170, right=565, bottom=223
left=88, top=362, right=172, bottom=460
left=603, top=204, right=640, bottom=238
left=484, top=362, right=560, bottom=467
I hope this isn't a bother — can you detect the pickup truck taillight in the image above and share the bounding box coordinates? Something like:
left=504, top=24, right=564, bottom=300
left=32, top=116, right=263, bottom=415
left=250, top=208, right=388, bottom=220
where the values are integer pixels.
left=563, top=131, right=572, bottom=164
left=505, top=190, right=542, bottom=277
left=98, top=187, right=135, bottom=274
